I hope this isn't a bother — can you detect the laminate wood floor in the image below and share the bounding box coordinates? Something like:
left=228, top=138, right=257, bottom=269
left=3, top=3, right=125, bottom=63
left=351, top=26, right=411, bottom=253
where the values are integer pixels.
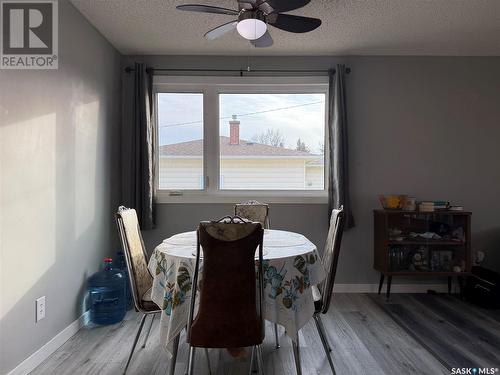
left=370, top=293, right=500, bottom=371
left=31, top=294, right=499, bottom=375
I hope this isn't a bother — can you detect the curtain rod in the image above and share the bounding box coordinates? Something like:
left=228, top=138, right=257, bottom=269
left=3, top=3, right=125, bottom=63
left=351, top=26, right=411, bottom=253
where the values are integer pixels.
left=123, top=67, right=351, bottom=75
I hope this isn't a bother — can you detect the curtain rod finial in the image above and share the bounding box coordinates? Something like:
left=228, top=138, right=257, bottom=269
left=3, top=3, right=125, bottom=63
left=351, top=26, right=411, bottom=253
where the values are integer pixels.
left=124, top=66, right=152, bottom=74
left=329, top=67, right=351, bottom=75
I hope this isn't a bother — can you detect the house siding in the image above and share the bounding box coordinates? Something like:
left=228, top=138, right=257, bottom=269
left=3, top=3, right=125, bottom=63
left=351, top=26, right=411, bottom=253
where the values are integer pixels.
left=305, top=166, right=325, bottom=190
left=220, top=159, right=305, bottom=190
left=160, top=158, right=203, bottom=189
left=160, top=157, right=324, bottom=190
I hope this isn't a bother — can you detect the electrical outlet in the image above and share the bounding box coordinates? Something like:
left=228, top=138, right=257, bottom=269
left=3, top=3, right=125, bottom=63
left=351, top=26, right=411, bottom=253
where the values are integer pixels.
left=36, top=296, right=46, bottom=322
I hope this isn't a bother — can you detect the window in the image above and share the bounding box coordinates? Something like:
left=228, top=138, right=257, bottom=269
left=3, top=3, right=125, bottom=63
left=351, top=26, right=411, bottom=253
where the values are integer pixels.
left=155, top=76, right=328, bottom=203
left=157, top=93, right=204, bottom=190
left=219, top=93, right=325, bottom=190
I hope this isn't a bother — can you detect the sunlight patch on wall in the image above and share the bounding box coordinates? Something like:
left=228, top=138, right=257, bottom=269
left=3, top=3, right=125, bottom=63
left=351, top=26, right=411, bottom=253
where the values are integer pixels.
left=74, top=101, right=99, bottom=238
left=0, top=113, right=56, bottom=319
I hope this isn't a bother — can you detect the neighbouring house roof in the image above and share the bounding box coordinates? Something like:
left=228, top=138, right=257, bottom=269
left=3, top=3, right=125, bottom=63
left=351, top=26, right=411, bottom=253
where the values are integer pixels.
left=161, top=136, right=323, bottom=160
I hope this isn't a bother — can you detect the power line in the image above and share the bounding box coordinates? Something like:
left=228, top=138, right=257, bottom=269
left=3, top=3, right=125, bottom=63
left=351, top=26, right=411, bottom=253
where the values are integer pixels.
left=158, top=100, right=324, bottom=129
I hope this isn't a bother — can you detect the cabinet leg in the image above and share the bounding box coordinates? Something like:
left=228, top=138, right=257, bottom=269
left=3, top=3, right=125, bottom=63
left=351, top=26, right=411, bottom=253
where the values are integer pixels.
left=378, top=274, right=385, bottom=295
left=386, top=276, right=392, bottom=301
left=448, top=276, right=452, bottom=295
left=457, top=276, right=464, bottom=299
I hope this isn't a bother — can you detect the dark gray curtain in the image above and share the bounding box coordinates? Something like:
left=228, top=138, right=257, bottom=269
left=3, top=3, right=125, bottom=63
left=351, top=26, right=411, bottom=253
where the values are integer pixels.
left=328, top=65, right=354, bottom=228
left=121, top=62, right=155, bottom=229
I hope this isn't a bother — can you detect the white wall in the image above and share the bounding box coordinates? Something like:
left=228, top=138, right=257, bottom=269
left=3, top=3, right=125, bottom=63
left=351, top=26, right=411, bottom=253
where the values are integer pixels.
left=0, top=1, right=121, bottom=373
left=124, top=55, right=500, bottom=281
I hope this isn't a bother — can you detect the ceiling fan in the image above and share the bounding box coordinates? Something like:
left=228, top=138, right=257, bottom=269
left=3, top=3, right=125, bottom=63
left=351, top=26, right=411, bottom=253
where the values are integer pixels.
left=176, top=0, right=321, bottom=48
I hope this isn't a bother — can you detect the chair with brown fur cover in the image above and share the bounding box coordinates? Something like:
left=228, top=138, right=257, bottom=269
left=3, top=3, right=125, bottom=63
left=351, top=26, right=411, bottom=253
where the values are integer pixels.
left=186, top=216, right=265, bottom=375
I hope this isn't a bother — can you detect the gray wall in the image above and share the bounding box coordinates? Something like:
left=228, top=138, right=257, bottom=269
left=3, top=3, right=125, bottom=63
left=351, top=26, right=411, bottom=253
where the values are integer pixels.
left=123, top=55, right=500, bottom=281
left=0, top=1, right=121, bottom=373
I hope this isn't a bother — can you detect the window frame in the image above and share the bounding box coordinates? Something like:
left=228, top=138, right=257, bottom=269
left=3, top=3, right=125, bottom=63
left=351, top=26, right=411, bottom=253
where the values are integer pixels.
left=154, top=75, right=329, bottom=204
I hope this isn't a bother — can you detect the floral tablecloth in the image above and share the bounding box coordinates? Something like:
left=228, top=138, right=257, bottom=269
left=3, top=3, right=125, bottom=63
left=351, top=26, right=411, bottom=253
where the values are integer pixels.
left=148, top=229, right=326, bottom=355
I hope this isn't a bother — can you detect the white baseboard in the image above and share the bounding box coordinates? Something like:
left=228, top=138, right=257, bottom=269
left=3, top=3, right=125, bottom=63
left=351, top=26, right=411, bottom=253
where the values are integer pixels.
left=333, top=283, right=448, bottom=293
left=6, top=311, right=89, bottom=375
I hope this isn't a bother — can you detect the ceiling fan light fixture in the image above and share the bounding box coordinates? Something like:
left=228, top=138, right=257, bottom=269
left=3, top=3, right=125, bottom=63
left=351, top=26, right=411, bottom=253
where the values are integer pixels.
left=176, top=2, right=321, bottom=47
left=237, top=11, right=267, bottom=40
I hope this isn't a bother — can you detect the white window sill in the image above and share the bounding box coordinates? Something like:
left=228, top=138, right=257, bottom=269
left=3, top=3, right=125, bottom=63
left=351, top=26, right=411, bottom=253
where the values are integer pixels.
left=155, top=191, right=328, bottom=204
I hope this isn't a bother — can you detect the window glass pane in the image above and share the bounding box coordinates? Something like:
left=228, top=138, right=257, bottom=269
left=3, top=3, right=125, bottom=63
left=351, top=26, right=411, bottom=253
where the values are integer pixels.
left=157, top=93, right=203, bottom=190
left=219, top=93, right=325, bottom=190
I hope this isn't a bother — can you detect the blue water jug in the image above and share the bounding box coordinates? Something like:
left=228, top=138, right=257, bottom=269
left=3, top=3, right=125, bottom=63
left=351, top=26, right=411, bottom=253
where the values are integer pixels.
left=115, top=251, right=133, bottom=310
left=88, top=258, right=126, bottom=325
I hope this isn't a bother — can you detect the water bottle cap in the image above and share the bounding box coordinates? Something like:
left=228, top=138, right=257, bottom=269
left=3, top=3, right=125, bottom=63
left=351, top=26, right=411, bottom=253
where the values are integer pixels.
left=104, top=257, right=113, bottom=263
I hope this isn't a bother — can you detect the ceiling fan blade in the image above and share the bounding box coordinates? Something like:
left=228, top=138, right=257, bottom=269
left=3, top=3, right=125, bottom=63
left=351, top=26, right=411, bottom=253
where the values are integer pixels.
left=259, top=0, right=311, bottom=13
left=204, top=20, right=238, bottom=40
left=176, top=4, right=238, bottom=16
left=269, top=14, right=321, bottom=33
left=250, top=30, right=273, bottom=47
left=239, top=3, right=253, bottom=10
left=238, top=0, right=257, bottom=10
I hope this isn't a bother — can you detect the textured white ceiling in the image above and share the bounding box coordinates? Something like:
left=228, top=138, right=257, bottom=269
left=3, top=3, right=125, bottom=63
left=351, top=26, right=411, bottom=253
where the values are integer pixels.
left=70, top=0, right=500, bottom=56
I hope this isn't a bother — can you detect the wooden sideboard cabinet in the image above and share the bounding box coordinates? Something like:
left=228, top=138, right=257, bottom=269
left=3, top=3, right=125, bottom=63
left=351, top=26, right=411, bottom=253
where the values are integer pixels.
left=373, top=209, right=471, bottom=299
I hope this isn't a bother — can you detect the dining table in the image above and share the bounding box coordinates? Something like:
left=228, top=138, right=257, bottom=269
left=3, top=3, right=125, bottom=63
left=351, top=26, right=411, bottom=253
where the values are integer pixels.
left=147, top=229, right=326, bottom=355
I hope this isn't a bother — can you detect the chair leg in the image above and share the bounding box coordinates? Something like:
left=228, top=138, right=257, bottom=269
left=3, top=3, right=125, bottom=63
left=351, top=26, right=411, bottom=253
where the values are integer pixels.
left=315, top=313, right=332, bottom=352
left=204, top=348, right=212, bottom=375
left=123, top=314, right=147, bottom=374
left=274, top=323, right=280, bottom=349
left=141, top=313, right=155, bottom=348
left=168, top=334, right=180, bottom=375
left=291, top=335, right=302, bottom=375
left=313, top=315, right=336, bottom=374
left=248, top=346, right=256, bottom=375
left=256, top=345, right=265, bottom=375
left=186, top=346, right=196, bottom=375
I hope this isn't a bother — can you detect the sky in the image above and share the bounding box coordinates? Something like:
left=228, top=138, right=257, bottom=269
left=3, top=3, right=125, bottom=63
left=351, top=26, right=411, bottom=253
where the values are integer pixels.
left=157, top=92, right=326, bottom=154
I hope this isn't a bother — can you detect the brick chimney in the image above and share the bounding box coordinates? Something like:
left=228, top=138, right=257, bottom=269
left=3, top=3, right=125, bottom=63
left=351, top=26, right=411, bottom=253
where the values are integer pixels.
left=229, top=115, right=240, bottom=145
